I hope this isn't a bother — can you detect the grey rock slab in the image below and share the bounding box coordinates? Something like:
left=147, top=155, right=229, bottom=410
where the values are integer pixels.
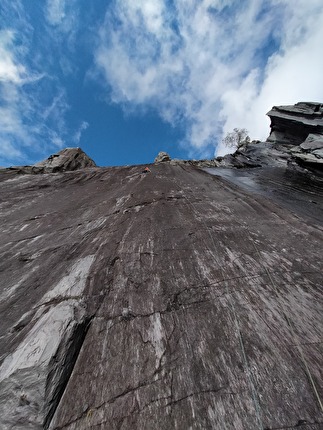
left=313, top=149, right=323, bottom=159
left=295, top=153, right=323, bottom=165
left=267, top=102, right=323, bottom=128
left=0, top=300, right=88, bottom=429
left=0, top=253, right=96, bottom=429
left=205, top=166, right=323, bottom=224
left=266, top=102, right=323, bottom=151
left=300, top=134, right=323, bottom=150
left=0, top=163, right=322, bottom=429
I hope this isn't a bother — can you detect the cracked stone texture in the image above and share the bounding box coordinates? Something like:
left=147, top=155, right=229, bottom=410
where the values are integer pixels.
left=266, top=102, right=323, bottom=172
left=267, top=102, right=323, bottom=145
left=0, top=162, right=322, bottom=429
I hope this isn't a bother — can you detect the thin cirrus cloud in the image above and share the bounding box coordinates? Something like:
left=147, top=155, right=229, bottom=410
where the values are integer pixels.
left=0, top=28, right=42, bottom=164
left=0, top=27, right=66, bottom=165
left=73, top=121, right=89, bottom=145
left=46, top=0, right=67, bottom=25
left=95, top=0, right=323, bottom=157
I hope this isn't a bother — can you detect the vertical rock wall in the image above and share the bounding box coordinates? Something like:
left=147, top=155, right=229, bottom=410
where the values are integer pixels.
left=0, top=164, right=322, bottom=429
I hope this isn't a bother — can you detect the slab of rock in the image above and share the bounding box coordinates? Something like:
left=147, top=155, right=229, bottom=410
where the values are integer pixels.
left=300, top=134, right=323, bottom=151
left=0, top=161, right=322, bottom=429
left=293, top=152, right=323, bottom=166
left=313, top=149, right=323, bottom=158
left=267, top=102, right=323, bottom=146
left=264, top=103, right=323, bottom=171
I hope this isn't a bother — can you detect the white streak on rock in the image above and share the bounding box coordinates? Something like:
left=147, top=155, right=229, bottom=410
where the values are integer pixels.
left=148, top=312, right=164, bottom=367
left=0, top=300, right=83, bottom=429
left=0, top=301, right=77, bottom=381
left=41, top=255, right=95, bottom=302
left=0, top=255, right=95, bottom=429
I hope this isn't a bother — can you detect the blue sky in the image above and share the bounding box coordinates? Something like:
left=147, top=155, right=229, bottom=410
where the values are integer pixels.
left=1, top=0, right=323, bottom=167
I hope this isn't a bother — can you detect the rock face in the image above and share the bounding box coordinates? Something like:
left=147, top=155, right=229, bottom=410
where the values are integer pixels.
left=266, top=102, right=323, bottom=171
left=154, top=151, right=171, bottom=163
left=6, top=147, right=97, bottom=174
left=267, top=102, right=323, bottom=146
left=0, top=159, right=322, bottom=429
left=35, top=147, right=97, bottom=172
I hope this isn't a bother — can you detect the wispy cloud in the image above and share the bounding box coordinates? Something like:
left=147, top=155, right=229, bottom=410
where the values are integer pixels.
left=73, top=121, right=89, bottom=144
left=0, top=30, right=27, bottom=84
left=46, top=0, right=67, bottom=26
left=95, top=0, right=323, bottom=157
left=0, top=2, right=79, bottom=165
left=0, top=28, right=42, bottom=164
left=0, top=27, right=68, bottom=165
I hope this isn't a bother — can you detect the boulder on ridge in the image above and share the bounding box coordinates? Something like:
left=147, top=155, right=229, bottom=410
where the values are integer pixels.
left=154, top=151, right=171, bottom=163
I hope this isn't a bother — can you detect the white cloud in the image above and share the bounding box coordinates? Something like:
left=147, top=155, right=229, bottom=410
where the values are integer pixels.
left=0, top=30, right=27, bottom=84
left=44, top=0, right=80, bottom=76
left=73, top=121, right=89, bottom=144
left=0, top=140, right=24, bottom=166
left=46, top=0, right=66, bottom=25
left=45, top=0, right=79, bottom=38
left=96, top=0, right=323, bottom=157
left=0, top=24, right=68, bottom=165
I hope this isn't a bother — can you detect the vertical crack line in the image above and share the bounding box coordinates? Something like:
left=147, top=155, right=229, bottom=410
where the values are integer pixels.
left=43, top=316, right=93, bottom=429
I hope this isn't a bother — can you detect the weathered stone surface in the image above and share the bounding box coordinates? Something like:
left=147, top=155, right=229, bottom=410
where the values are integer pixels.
left=154, top=151, right=171, bottom=163
left=0, top=161, right=322, bottom=429
left=293, top=152, right=323, bottom=167
left=3, top=148, right=97, bottom=175
left=300, top=134, right=323, bottom=151
left=34, top=147, right=96, bottom=172
left=267, top=102, right=323, bottom=146
left=259, top=102, right=323, bottom=171
left=313, top=149, right=323, bottom=159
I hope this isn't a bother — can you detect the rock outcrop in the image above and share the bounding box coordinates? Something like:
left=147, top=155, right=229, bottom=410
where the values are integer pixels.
left=171, top=102, right=323, bottom=171
left=6, top=147, right=96, bottom=174
left=267, top=102, right=323, bottom=145
left=266, top=102, right=323, bottom=171
left=154, top=151, right=171, bottom=163
left=0, top=157, right=322, bottom=429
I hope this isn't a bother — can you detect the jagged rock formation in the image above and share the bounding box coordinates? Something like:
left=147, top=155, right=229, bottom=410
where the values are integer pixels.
left=7, top=147, right=96, bottom=174
left=154, top=151, right=171, bottom=163
left=267, top=102, right=323, bottom=146
left=266, top=102, right=323, bottom=171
